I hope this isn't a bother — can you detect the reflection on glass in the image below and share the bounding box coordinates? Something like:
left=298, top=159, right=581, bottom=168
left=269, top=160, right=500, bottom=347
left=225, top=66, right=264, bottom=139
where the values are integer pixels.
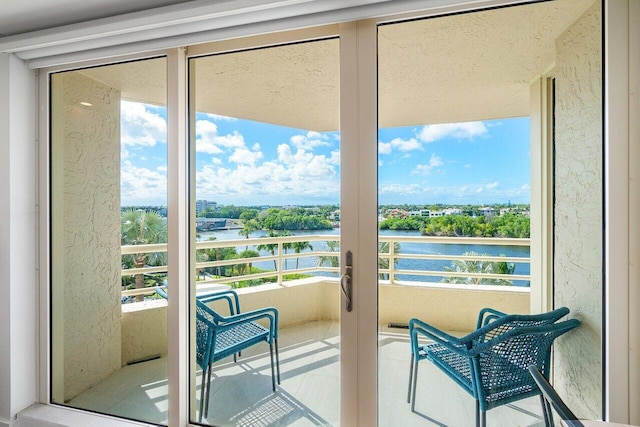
left=377, top=1, right=600, bottom=425
left=50, top=58, right=168, bottom=425
left=189, top=38, right=340, bottom=425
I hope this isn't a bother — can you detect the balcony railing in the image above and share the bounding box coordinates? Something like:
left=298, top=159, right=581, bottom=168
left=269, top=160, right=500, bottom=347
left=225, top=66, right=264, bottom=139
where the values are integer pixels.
left=120, top=235, right=530, bottom=300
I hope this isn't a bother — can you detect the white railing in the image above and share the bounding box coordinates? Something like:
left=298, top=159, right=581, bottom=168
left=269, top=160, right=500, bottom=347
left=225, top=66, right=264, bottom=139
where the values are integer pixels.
left=121, top=234, right=530, bottom=298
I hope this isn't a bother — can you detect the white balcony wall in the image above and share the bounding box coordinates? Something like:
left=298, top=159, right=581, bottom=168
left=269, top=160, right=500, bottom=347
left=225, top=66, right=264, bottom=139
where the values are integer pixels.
left=553, top=0, right=603, bottom=419
left=121, top=280, right=530, bottom=366
left=51, top=72, right=122, bottom=401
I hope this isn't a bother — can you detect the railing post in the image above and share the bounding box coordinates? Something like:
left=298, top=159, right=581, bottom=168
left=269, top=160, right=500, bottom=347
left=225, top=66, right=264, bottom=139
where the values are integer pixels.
left=277, top=241, right=284, bottom=286
left=389, top=238, right=395, bottom=284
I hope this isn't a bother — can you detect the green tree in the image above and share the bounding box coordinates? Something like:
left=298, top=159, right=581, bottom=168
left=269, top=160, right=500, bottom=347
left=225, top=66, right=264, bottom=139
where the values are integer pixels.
left=442, top=251, right=515, bottom=285
left=236, top=249, right=260, bottom=276
left=291, top=240, right=313, bottom=269
left=317, top=240, right=340, bottom=268
left=257, top=230, right=280, bottom=271
left=199, top=237, right=237, bottom=277
left=121, top=209, right=167, bottom=301
left=238, top=218, right=260, bottom=249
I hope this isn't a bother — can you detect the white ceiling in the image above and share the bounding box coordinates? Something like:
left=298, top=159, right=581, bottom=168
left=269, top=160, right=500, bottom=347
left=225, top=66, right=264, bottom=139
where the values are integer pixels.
left=75, top=0, right=594, bottom=131
left=17, top=0, right=595, bottom=130
left=0, top=0, right=193, bottom=36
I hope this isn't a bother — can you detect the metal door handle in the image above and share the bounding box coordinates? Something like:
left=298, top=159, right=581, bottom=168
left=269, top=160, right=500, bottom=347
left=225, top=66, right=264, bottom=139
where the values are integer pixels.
left=341, top=250, right=353, bottom=312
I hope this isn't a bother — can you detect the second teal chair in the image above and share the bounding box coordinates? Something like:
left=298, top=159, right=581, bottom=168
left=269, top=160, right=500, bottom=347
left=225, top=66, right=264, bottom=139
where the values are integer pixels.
left=408, top=307, right=580, bottom=427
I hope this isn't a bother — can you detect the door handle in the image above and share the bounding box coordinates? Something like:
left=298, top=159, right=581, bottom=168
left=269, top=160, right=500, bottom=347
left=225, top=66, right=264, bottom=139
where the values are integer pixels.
left=340, top=250, right=353, bottom=312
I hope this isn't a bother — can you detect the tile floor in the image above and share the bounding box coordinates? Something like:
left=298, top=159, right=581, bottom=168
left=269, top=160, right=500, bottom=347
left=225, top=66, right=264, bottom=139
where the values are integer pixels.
left=68, top=321, right=546, bottom=426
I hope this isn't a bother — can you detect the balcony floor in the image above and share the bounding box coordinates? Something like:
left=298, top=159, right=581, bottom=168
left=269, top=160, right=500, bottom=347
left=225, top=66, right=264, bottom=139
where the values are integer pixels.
left=69, top=320, right=546, bottom=426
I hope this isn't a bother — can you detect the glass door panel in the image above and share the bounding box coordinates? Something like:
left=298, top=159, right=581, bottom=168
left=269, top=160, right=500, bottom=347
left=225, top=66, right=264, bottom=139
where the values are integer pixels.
left=377, top=1, right=600, bottom=425
left=50, top=57, right=169, bottom=425
left=188, top=37, right=341, bottom=425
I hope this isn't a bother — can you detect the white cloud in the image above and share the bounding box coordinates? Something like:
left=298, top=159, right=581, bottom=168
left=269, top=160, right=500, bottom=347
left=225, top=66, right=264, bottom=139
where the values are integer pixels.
left=485, top=182, right=499, bottom=190
left=378, top=183, right=421, bottom=195
left=121, top=160, right=167, bottom=203
left=392, top=137, right=421, bottom=152
left=195, top=120, right=222, bottom=154
left=121, top=101, right=167, bottom=147
left=290, top=131, right=332, bottom=150
left=378, top=137, right=421, bottom=155
left=202, top=113, right=237, bottom=121
left=378, top=142, right=392, bottom=155
left=412, top=154, right=443, bottom=175
left=196, top=120, right=246, bottom=154
left=196, top=143, right=339, bottom=202
left=417, top=121, right=488, bottom=143
left=229, top=147, right=263, bottom=166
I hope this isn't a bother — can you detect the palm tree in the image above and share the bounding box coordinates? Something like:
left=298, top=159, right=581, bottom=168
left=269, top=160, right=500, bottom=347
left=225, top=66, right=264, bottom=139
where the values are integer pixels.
left=238, top=218, right=260, bottom=250
left=442, top=251, right=515, bottom=285
left=378, top=241, right=401, bottom=280
left=121, top=209, right=167, bottom=301
left=317, top=240, right=340, bottom=268
left=200, top=237, right=238, bottom=278
left=257, top=230, right=280, bottom=271
left=280, top=230, right=292, bottom=270
left=292, top=240, right=313, bottom=269
left=237, top=249, right=259, bottom=276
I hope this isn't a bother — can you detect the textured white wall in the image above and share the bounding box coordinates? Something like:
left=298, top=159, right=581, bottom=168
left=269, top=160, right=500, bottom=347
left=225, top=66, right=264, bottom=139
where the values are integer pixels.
left=553, top=1, right=602, bottom=419
left=52, top=72, right=122, bottom=401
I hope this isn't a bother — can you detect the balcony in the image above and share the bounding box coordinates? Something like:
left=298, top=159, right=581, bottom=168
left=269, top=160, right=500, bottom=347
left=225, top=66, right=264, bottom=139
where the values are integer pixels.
left=119, top=234, right=530, bottom=366
left=66, top=234, right=534, bottom=425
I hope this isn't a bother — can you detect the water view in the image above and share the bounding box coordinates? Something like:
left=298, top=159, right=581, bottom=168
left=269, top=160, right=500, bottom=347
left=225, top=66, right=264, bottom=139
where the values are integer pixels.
left=198, top=228, right=531, bottom=286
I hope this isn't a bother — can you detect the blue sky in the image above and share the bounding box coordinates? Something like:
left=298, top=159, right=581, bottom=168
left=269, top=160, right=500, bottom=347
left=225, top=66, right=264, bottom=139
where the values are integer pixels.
left=120, top=100, right=530, bottom=207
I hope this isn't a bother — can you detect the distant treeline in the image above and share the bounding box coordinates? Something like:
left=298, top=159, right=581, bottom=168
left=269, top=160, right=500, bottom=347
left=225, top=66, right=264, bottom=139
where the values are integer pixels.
left=200, top=205, right=336, bottom=231
left=380, top=213, right=530, bottom=238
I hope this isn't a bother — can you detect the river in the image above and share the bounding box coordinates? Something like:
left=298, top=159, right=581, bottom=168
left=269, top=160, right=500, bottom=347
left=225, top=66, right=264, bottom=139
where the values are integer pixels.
left=198, top=228, right=530, bottom=286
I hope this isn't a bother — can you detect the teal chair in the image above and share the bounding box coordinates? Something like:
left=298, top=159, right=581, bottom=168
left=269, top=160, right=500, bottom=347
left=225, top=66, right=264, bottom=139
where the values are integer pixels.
left=408, top=307, right=580, bottom=427
left=157, top=287, right=280, bottom=421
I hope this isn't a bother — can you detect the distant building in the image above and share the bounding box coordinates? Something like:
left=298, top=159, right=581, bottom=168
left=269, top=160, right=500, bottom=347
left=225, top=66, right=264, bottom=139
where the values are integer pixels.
left=195, top=217, right=227, bottom=231
left=195, top=200, right=217, bottom=215
left=480, top=207, right=495, bottom=217
left=386, top=208, right=408, bottom=219
left=443, top=208, right=462, bottom=216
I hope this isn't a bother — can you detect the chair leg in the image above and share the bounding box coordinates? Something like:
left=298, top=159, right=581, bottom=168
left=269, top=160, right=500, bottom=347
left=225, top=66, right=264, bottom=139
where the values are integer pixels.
left=275, top=338, right=281, bottom=385
left=204, top=365, right=213, bottom=418
left=540, top=395, right=554, bottom=427
left=475, top=400, right=480, bottom=427
left=199, top=368, right=206, bottom=423
left=411, top=360, right=419, bottom=412
left=269, top=342, right=276, bottom=392
left=407, top=355, right=414, bottom=403
left=480, top=409, right=486, bottom=427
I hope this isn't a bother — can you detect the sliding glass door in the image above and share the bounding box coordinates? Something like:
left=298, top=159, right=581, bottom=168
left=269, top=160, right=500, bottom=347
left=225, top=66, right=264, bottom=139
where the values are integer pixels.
left=47, top=2, right=602, bottom=425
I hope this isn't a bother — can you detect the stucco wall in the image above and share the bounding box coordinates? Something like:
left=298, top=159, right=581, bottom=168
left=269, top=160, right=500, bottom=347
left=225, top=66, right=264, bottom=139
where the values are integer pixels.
left=121, top=279, right=529, bottom=364
left=553, top=1, right=602, bottom=419
left=51, top=72, right=122, bottom=401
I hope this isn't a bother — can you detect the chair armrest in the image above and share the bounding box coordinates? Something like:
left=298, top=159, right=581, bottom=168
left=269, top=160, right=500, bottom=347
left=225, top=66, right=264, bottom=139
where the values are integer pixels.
left=409, top=318, right=469, bottom=358
left=198, top=290, right=241, bottom=316
left=218, top=307, right=279, bottom=339
left=476, top=308, right=507, bottom=329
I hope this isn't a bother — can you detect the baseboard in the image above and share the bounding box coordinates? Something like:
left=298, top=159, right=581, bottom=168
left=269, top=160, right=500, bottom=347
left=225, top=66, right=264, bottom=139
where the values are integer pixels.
left=0, top=416, right=16, bottom=427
